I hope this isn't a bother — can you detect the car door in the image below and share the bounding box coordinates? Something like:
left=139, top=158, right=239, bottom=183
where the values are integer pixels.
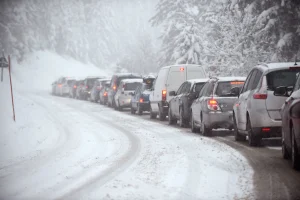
left=283, top=76, right=300, bottom=149
left=173, top=82, right=187, bottom=117
left=237, top=70, right=257, bottom=130
left=193, top=82, right=209, bottom=123
left=178, top=82, right=191, bottom=117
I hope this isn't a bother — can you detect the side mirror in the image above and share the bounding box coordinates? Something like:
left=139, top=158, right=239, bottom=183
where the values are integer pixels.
left=274, top=86, right=288, bottom=97
left=169, top=91, right=176, bottom=96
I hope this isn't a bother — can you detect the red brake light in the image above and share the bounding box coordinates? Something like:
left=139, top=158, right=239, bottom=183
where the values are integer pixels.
left=86, top=86, right=88, bottom=89
left=139, top=98, right=144, bottom=103
left=180, top=67, right=184, bottom=71
left=230, top=81, right=244, bottom=85
left=104, top=92, right=108, bottom=96
left=74, top=85, right=77, bottom=89
left=162, top=90, right=167, bottom=101
left=262, top=128, right=271, bottom=132
left=207, top=99, right=221, bottom=111
left=58, top=84, right=62, bottom=88
left=113, top=85, right=117, bottom=90
left=253, top=93, right=267, bottom=99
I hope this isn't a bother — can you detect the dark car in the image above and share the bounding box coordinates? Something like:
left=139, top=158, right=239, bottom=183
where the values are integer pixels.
left=82, top=76, right=106, bottom=100
left=168, top=79, right=208, bottom=127
left=130, top=82, right=152, bottom=115
left=99, top=80, right=111, bottom=105
left=275, top=74, right=300, bottom=170
left=107, top=73, right=142, bottom=107
left=191, top=77, right=245, bottom=135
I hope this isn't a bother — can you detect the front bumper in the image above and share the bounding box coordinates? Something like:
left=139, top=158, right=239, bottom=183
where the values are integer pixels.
left=204, top=111, right=233, bottom=129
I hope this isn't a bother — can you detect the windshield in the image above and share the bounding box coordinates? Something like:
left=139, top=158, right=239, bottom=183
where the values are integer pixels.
left=216, top=81, right=244, bottom=96
left=124, top=82, right=140, bottom=90
left=267, top=69, right=300, bottom=91
left=1, top=1, right=299, bottom=200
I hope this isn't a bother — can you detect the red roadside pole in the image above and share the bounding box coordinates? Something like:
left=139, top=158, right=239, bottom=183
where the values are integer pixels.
left=8, top=55, right=16, bottom=122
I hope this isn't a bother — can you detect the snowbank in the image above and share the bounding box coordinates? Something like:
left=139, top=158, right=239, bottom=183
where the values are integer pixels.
left=0, top=51, right=109, bottom=165
left=11, top=51, right=110, bottom=92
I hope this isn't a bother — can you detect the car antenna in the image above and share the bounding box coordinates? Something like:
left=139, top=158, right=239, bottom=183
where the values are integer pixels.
left=295, top=56, right=298, bottom=66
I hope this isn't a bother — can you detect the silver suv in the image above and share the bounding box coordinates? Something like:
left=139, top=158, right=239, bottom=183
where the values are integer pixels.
left=191, top=77, right=246, bottom=136
left=233, top=62, right=300, bottom=146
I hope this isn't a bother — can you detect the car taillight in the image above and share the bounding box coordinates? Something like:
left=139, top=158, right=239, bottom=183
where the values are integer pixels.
left=262, top=128, right=271, bottom=132
left=104, top=92, right=108, bottom=97
left=113, top=85, right=117, bottom=90
left=74, top=85, right=77, bottom=89
left=207, top=99, right=221, bottom=111
left=86, top=86, right=88, bottom=89
left=162, top=90, right=167, bottom=101
left=253, top=93, right=267, bottom=99
left=139, top=98, right=144, bottom=103
left=58, top=84, right=62, bottom=88
left=253, top=76, right=267, bottom=100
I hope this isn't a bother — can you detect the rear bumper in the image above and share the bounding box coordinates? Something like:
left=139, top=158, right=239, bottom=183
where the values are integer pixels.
left=204, top=111, right=233, bottom=129
left=250, top=108, right=282, bottom=128
left=252, top=127, right=282, bottom=138
left=119, top=97, right=131, bottom=108
left=139, top=102, right=150, bottom=111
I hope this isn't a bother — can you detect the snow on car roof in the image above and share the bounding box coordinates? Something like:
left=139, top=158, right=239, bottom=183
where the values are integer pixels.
left=114, top=73, right=141, bottom=77
left=121, top=78, right=143, bottom=83
left=259, top=62, right=300, bottom=70
left=188, top=78, right=209, bottom=83
left=161, top=64, right=202, bottom=69
left=214, top=77, right=246, bottom=82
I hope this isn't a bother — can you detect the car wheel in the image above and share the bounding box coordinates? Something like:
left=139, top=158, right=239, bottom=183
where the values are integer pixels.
left=191, top=113, right=199, bottom=133
left=233, top=115, right=246, bottom=141
left=247, top=117, right=261, bottom=146
left=158, top=105, right=166, bottom=121
left=292, top=127, right=300, bottom=170
left=137, top=104, right=143, bottom=115
left=168, top=107, right=177, bottom=125
left=179, top=108, right=187, bottom=128
left=150, top=106, right=157, bottom=119
left=131, top=104, right=136, bottom=114
left=282, top=130, right=289, bottom=160
left=201, top=119, right=212, bottom=136
left=118, top=100, right=123, bottom=111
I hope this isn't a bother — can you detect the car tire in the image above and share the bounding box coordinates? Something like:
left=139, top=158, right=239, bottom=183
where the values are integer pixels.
left=179, top=108, right=187, bottom=128
left=158, top=105, right=166, bottom=121
left=282, top=130, right=289, bottom=160
left=233, top=115, right=246, bottom=141
left=191, top=113, right=199, bottom=133
left=292, top=127, right=300, bottom=170
left=137, top=104, right=143, bottom=115
left=247, top=117, right=261, bottom=147
left=201, top=120, right=212, bottom=136
left=168, top=107, right=177, bottom=125
left=150, top=106, right=157, bottom=119
left=118, top=100, right=123, bottom=111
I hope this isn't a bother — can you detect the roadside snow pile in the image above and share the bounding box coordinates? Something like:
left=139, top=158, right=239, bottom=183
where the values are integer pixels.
left=0, top=51, right=109, bottom=166
left=11, top=50, right=110, bottom=91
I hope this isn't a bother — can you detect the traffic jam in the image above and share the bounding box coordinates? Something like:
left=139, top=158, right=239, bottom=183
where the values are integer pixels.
left=52, top=62, right=300, bottom=170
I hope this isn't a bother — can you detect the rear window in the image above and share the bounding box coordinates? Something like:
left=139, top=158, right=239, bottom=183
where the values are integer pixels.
left=67, top=80, right=75, bottom=86
left=195, top=82, right=206, bottom=93
left=116, top=76, right=141, bottom=86
left=124, top=82, right=141, bottom=90
left=215, top=81, right=244, bottom=97
left=267, top=69, right=300, bottom=91
left=87, top=78, right=99, bottom=87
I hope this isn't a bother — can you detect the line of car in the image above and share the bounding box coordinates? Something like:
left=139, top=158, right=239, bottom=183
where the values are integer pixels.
left=51, top=62, right=300, bottom=170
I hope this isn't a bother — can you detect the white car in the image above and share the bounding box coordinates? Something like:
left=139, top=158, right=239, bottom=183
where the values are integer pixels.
left=55, top=77, right=75, bottom=96
left=149, top=64, right=207, bottom=120
left=114, top=79, right=143, bottom=111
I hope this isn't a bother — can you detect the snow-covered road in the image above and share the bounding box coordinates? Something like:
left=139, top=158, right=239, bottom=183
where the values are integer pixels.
left=0, top=91, right=254, bottom=200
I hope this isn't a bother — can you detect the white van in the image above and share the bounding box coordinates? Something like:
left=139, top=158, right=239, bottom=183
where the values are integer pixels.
left=149, top=64, right=207, bottom=120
